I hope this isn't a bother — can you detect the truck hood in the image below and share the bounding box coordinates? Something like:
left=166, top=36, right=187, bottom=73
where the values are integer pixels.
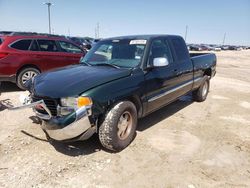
left=33, top=65, right=132, bottom=98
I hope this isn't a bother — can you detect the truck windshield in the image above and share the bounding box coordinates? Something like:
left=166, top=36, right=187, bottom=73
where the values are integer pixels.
left=80, top=39, right=147, bottom=68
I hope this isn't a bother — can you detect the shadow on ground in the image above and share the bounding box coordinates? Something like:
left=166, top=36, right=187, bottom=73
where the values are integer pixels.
left=49, top=134, right=104, bottom=156
left=0, top=99, right=13, bottom=112
left=138, top=95, right=193, bottom=132
left=0, top=82, right=22, bottom=93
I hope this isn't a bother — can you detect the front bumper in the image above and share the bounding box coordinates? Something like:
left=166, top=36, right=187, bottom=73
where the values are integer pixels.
left=10, top=99, right=95, bottom=141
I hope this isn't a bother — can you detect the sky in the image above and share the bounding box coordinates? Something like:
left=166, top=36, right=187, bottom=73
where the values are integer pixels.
left=0, top=0, right=250, bottom=45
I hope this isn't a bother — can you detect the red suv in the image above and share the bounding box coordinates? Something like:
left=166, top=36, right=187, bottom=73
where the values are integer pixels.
left=0, top=33, right=85, bottom=89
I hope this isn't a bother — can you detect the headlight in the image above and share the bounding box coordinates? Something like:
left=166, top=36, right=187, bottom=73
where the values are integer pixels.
left=61, top=96, right=92, bottom=109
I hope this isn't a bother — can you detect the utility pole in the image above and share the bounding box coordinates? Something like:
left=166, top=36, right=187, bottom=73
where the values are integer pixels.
left=44, top=2, right=53, bottom=34
left=95, top=22, right=100, bottom=38
left=222, top=32, right=226, bottom=46
left=68, top=28, right=71, bottom=37
left=185, top=25, right=188, bottom=42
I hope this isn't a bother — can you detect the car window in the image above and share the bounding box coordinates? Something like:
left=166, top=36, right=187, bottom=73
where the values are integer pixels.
left=37, top=40, right=58, bottom=52
left=29, top=40, right=39, bottom=51
left=0, top=38, right=3, bottom=45
left=92, top=43, right=145, bottom=63
left=171, top=38, right=189, bottom=62
left=11, top=39, right=32, bottom=50
left=58, top=41, right=82, bottom=53
left=81, top=39, right=147, bottom=68
left=149, top=39, right=173, bottom=65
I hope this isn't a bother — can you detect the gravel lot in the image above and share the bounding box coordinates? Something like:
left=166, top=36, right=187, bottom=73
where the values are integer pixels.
left=0, top=50, right=250, bottom=188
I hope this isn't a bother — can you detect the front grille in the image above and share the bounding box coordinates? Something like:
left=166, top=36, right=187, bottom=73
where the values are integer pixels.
left=32, top=96, right=58, bottom=116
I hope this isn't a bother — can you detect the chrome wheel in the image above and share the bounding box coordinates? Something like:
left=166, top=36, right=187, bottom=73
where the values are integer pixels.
left=202, top=81, right=208, bottom=97
left=21, top=71, right=37, bottom=84
left=117, top=111, right=133, bottom=140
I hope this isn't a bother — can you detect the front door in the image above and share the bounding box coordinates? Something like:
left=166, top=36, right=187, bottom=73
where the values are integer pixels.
left=144, top=38, right=179, bottom=114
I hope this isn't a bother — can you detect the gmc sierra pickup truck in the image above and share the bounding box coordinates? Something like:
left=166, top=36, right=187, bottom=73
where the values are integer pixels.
left=11, top=35, right=216, bottom=151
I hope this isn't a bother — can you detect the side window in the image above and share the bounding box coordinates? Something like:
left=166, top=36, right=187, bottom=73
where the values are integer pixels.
left=171, top=38, right=189, bottom=62
left=0, top=38, right=3, bottom=45
left=11, top=39, right=32, bottom=50
left=29, top=40, right=39, bottom=51
left=58, top=41, right=82, bottom=53
left=149, top=39, right=173, bottom=65
left=37, top=40, right=58, bottom=52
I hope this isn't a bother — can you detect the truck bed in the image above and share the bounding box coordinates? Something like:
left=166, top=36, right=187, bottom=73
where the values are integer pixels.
left=190, top=53, right=216, bottom=74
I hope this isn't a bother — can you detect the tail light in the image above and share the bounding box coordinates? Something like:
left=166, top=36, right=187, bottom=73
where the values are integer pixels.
left=0, top=52, right=8, bottom=59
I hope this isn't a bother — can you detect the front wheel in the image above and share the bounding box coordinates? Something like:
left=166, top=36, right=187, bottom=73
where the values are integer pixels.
left=17, top=67, right=40, bottom=90
left=192, top=76, right=210, bottom=102
left=98, top=101, right=138, bottom=151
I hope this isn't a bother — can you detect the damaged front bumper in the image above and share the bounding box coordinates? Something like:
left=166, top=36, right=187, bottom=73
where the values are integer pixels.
left=10, top=98, right=96, bottom=141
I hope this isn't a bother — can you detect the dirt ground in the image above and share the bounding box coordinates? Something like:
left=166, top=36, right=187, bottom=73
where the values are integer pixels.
left=0, top=50, right=250, bottom=188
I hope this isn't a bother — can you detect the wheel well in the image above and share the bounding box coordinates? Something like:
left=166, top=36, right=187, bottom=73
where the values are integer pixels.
left=16, top=64, right=41, bottom=78
left=96, top=96, right=143, bottom=128
left=204, top=68, right=212, bottom=77
left=125, top=96, right=143, bottom=118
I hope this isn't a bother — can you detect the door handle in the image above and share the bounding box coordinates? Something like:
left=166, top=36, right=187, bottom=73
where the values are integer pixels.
left=173, top=69, right=178, bottom=74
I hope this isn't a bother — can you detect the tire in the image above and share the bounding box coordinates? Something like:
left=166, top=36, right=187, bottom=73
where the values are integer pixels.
left=99, top=101, right=138, bottom=151
left=17, top=67, right=40, bottom=90
left=192, top=76, right=210, bottom=102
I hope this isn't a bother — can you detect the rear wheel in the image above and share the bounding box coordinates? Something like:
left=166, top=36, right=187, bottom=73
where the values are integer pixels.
left=192, top=76, right=210, bottom=102
left=17, top=67, right=40, bottom=90
left=98, top=101, right=138, bottom=151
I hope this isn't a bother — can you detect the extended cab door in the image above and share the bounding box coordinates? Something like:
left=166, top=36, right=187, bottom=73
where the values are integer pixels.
left=168, top=37, right=193, bottom=97
left=144, top=38, right=180, bottom=114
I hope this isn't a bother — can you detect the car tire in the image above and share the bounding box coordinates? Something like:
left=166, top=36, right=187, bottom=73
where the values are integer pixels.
left=98, top=101, right=138, bottom=151
left=192, top=76, right=210, bottom=102
left=17, top=67, right=40, bottom=90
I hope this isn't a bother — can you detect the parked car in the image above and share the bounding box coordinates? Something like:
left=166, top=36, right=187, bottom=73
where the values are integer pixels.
left=68, top=37, right=93, bottom=51
left=11, top=35, right=216, bottom=151
left=229, top=46, right=243, bottom=51
left=189, top=44, right=202, bottom=51
left=0, top=33, right=85, bottom=89
left=221, top=46, right=230, bottom=50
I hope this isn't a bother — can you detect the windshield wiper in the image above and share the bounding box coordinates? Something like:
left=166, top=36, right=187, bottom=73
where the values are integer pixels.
left=93, top=63, right=120, bottom=69
left=81, top=60, right=91, bottom=66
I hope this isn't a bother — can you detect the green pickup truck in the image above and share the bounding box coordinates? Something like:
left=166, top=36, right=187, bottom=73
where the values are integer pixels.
left=12, top=35, right=216, bottom=151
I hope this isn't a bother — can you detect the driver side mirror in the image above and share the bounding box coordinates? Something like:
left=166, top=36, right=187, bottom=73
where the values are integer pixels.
left=153, top=57, right=169, bottom=67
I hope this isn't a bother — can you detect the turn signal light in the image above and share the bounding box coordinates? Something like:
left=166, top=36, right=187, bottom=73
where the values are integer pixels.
left=77, top=97, right=92, bottom=108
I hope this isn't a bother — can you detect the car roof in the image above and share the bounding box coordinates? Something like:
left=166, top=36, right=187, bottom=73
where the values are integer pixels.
left=102, top=34, right=182, bottom=41
left=4, top=35, right=67, bottom=40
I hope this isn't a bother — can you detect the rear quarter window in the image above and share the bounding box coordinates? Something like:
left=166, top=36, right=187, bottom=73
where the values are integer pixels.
left=171, top=38, right=189, bottom=62
left=58, top=41, right=82, bottom=53
left=11, top=39, right=32, bottom=50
